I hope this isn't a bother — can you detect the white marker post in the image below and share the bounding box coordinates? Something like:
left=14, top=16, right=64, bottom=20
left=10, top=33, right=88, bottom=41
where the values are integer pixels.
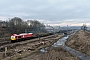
left=5, top=47, right=7, bottom=57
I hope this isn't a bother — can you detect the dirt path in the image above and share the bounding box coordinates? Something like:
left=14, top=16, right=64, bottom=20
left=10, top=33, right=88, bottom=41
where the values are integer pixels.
left=66, top=30, right=90, bottom=56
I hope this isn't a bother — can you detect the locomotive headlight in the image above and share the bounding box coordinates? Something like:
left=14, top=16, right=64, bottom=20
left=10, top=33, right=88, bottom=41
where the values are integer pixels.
left=11, top=36, right=16, bottom=40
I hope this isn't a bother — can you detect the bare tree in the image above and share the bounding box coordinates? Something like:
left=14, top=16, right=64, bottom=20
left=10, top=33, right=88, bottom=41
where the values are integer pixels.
left=7, top=17, right=25, bottom=34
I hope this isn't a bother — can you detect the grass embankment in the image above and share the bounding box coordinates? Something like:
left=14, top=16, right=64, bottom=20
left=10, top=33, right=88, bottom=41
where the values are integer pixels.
left=66, top=30, right=90, bottom=56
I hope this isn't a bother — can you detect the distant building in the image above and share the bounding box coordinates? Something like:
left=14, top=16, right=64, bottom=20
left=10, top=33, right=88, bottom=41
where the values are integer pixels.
left=45, top=26, right=54, bottom=33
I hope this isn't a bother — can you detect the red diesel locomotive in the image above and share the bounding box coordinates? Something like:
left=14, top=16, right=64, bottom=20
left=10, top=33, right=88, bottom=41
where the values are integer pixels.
left=11, top=33, right=33, bottom=42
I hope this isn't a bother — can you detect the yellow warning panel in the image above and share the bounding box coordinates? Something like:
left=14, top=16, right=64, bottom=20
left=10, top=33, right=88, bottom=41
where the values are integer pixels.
left=11, top=36, right=16, bottom=40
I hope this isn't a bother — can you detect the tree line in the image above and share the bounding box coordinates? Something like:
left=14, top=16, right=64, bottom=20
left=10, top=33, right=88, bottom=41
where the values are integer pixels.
left=1, top=17, right=46, bottom=34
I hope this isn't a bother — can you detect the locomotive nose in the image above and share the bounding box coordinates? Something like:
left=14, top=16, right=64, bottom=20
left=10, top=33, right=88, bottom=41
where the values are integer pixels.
left=11, top=36, right=16, bottom=40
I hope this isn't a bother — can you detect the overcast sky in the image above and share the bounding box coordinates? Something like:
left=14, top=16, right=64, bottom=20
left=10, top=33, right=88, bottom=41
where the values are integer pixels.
left=0, top=0, right=90, bottom=26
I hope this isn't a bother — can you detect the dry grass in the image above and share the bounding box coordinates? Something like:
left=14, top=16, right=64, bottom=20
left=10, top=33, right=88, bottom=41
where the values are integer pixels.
left=21, top=47, right=79, bottom=60
left=66, top=30, right=90, bottom=56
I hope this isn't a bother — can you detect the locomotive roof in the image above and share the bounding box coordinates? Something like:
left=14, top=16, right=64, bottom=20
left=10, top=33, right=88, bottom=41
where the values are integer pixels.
left=12, top=33, right=33, bottom=36
left=19, top=33, right=33, bottom=35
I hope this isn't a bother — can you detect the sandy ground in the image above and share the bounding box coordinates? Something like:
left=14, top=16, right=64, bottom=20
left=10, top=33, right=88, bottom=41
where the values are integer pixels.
left=66, top=30, right=90, bottom=56
left=21, top=47, right=79, bottom=60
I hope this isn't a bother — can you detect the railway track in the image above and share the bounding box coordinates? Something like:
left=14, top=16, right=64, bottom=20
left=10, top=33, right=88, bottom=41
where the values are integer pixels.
left=0, top=33, right=54, bottom=47
left=0, top=34, right=64, bottom=60
left=0, top=41, right=10, bottom=46
left=0, top=35, right=55, bottom=52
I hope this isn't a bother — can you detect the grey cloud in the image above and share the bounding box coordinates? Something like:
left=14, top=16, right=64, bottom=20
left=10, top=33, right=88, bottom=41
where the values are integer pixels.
left=0, top=0, right=90, bottom=26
